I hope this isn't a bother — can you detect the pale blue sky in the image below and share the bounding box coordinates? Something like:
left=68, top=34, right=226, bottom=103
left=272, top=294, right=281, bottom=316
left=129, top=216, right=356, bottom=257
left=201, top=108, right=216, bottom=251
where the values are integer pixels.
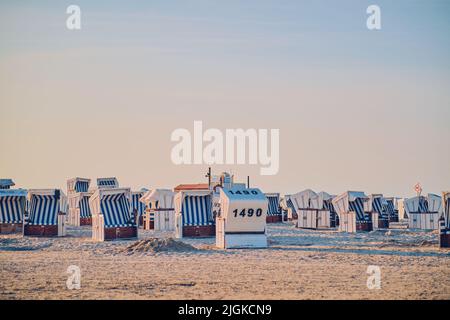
left=1, top=0, right=449, bottom=197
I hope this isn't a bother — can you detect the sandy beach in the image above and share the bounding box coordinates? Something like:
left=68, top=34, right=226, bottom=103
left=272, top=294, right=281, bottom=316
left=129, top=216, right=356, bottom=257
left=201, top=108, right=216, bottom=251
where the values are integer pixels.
left=0, top=223, right=449, bottom=300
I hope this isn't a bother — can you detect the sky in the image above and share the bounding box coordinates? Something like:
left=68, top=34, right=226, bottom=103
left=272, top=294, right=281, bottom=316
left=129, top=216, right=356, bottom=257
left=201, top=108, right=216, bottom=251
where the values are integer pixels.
left=1, top=0, right=449, bottom=197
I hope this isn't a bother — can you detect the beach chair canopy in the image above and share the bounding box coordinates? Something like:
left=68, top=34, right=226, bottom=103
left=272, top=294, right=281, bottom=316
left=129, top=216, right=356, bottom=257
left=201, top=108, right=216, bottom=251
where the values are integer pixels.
left=320, top=192, right=336, bottom=212
left=68, top=192, right=93, bottom=218
left=131, top=191, right=146, bottom=216
left=283, top=195, right=297, bottom=214
left=89, top=188, right=133, bottom=227
left=404, top=194, right=442, bottom=214
left=332, top=191, right=368, bottom=221
left=384, top=197, right=396, bottom=216
left=427, top=193, right=442, bottom=212
left=364, top=194, right=385, bottom=216
left=404, top=196, right=424, bottom=214
left=0, top=189, right=27, bottom=223
left=140, top=189, right=175, bottom=209
left=290, top=189, right=317, bottom=210
left=264, top=193, right=281, bottom=216
left=27, top=189, right=67, bottom=225
left=175, top=190, right=214, bottom=226
left=309, top=191, right=334, bottom=210
left=0, top=179, right=15, bottom=190
left=67, top=178, right=90, bottom=193
left=97, top=177, right=119, bottom=189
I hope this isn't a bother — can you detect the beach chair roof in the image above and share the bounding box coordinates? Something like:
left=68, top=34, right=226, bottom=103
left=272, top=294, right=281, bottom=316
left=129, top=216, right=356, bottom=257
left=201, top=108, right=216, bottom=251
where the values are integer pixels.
left=0, top=179, right=15, bottom=189
left=140, top=189, right=175, bottom=208
left=0, top=189, right=27, bottom=197
left=67, top=177, right=91, bottom=193
left=97, top=177, right=119, bottom=188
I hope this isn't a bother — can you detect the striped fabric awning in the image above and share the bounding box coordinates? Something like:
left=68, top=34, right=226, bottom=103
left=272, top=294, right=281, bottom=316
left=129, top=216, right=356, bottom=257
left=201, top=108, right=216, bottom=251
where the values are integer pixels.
left=383, top=199, right=397, bottom=219
left=0, top=195, right=25, bottom=223
left=266, top=195, right=281, bottom=216
left=97, top=178, right=118, bottom=188
left=385, top=199, right=395, bottom=215
left=79, top=195, right=91, bottom=218
left=100, top=193, right=132, bottom=227
left=418, top=198, right=429, bottom=213
left=323, top=199, right=336, bottom=213
left=181, top=195, right=213, bottom=226
left=286, top=198, right=296, bottom=214
left=349, top=198, right=366, bottom=221
left=28, top=195, right=60, bottom=225
left=131, top=192, right=146, bottom=216
left=372, top=197, right=387, bottom=218
left=74, top=180, right=89, bottom=193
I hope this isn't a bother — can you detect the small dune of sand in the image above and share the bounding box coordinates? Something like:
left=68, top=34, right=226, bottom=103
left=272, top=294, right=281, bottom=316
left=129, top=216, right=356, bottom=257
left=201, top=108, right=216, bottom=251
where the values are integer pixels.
left=121, top=238, right=198, bottom=255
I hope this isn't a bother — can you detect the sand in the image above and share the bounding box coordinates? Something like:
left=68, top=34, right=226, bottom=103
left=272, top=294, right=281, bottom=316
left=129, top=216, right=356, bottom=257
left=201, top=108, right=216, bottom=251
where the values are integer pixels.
left=0, top=223, right=449, bottom=300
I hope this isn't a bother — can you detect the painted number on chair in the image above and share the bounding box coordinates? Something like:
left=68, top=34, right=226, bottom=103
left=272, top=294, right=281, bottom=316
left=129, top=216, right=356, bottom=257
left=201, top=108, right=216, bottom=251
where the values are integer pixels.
left=228, top=190, right=260, bottom=196
left=233, top=208, right=263, bottom=218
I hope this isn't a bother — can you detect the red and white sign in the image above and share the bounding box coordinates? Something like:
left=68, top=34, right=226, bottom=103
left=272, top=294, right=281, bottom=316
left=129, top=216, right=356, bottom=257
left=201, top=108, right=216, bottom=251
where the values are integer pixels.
left=414, top=183, right=422, bottom=195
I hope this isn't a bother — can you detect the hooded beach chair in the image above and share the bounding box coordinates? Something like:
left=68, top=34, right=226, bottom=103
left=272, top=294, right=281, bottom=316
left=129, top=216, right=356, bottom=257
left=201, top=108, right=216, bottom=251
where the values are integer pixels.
left=130, top=190, right=147, bottom=226
left=0, top=189, right=27, bottom=233
left=332, top=191, right=372, bottom=232
left=90, top=187, right=137, bottom=241
left=24, top=189, right=67, bottom=237
left=140, top=189, right=175, bottom=231
left=68, top=191, right=93, bottom=226
left=216, top=187, right=268, bottom=249
left=174, top=190, right=215, bottom=238
left=404, top=194, right=441, bottom=230
left=265, top=193, right=282, bottom=223
left=364, top=194, right=389, bottom=229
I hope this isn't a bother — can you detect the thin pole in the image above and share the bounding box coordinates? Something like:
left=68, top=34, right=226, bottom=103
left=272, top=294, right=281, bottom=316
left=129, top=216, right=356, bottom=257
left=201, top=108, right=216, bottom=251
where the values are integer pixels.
left=206, top=167, right=211, bottom=189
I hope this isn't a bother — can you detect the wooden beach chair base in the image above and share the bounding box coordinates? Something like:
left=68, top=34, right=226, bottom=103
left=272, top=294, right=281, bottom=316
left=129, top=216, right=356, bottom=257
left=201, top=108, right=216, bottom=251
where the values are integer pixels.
left=80, top=217, right=92, bottom=226
left=389, top=216, right=399, bottom=223
left=377, top=218, right=389, bottom=229
left=0, top=223, right=22, bottom=234
left=104, top=226, right=138, bottom=241
left=183, top=225, right=215, bottom=237
left=356, top=221, right=373, bottom=232
left=266, top=215, right=282, bottom=223
left=23, top=225, right=58, bottom=237
left=440, top=231, right=450, bottom=248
